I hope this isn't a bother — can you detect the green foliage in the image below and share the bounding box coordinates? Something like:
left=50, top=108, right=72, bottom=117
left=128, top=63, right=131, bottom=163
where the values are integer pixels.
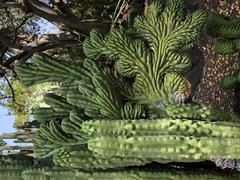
left=207, top=13, right=240, bottom=38
left=0, top=79, right=31, bottom=127
left=0, top=139, right=6, bottom=147
left=207, top=13, right=240, bottom=90
left=66, top=0, right=118, bottom=22
left=214, top=40, right=235, bottom=54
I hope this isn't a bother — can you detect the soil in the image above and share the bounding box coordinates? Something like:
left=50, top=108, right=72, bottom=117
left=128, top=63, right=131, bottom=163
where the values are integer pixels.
left=189, top=0, right=240, bottom=112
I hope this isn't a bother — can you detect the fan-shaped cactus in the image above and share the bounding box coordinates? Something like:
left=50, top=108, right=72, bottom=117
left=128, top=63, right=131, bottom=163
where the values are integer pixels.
left=18, top=0, right=240, bottom=171
left=83, top=0, right=207, bottom=106
left=34, top=120, right=85, bottom=158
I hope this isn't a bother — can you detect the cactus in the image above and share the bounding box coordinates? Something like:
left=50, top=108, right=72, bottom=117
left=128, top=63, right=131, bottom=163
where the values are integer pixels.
left=83, top=0, right=207, bottom=106
left=53, top=146, right=151, bottom=169
left=21, top=166, right=240, bottom=180
left=0, top=155, right=33, bottom=166
left=88, top=135, right=240, bottom=161
left=0, top=165, right=27, bottom=180
left=34, top=120, right=86, bottom=158
left=18, top=0, right=240, bottom=171
left=15, top=54, right=85, bottom=86
left=207, top=13, right=240, bottom=90
left=165, top=104, right=239, bottom=121
left=81, top=118, right=240, bottom=138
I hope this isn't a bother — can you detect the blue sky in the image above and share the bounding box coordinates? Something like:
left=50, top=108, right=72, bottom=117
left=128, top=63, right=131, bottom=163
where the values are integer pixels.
left=0, top=18, right=58, bottom=145
left=0, top=107, right=15, bottom=134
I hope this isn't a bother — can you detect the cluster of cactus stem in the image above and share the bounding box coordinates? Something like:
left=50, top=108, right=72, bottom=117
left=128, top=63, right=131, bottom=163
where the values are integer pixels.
left=1, top=164, right=240, bottom=180
left=14, top=0, right=240, bottom=174
left=207, top=14, right=240, bottom=89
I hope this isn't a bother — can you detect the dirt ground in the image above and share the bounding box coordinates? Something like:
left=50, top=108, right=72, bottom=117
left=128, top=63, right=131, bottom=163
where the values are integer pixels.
left=192, top=0, right=240, bottom=112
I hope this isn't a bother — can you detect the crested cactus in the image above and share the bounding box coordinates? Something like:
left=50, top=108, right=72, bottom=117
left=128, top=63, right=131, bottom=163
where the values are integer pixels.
left=83, top=0, right=207, bottom=106
left=34, top=120, right=86, bottom=158
left=16, top=0, right=240, bottom=172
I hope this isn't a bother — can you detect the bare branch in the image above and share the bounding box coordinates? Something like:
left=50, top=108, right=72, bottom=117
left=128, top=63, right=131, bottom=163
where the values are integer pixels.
left=3, top=32, right=80, bottom=67
left=3, top=74, right=16, bottom=103
left=22, top=0, right=109, bottom=35
left=0, top=2, right=23, bottom=9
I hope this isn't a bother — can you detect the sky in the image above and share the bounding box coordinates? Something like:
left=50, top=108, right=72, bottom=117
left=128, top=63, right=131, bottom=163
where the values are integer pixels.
left=0, top=107, right=16, bottom=145
left=0, top=18, right=59, bottom=145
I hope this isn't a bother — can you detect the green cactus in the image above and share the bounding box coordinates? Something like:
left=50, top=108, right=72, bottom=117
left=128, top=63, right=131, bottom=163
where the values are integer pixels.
left=165, top=104, right=239, bottom=121
left=83, top=0, right=207, bottom=106
left=19, top=0, right=240, bottom=171
left=207, top=13, right=240, bottom=39
left=207, top=13, right=240, bottom=90
left=21, top=166, right=240, bottom=180
left=15, top=54, right=85, bottom=86
left=53, top=146, right=151, bottom=169
left=220, top=70, right=240, bottom=90
left=34, top=120, right=86, bottom=158
left=81, top=118, right=240, bottom=138
left=0, top=155, right=33, bottom=167
left=88, top=135, right=240, bottom=161
left=0, top=165, right=26, bottom=180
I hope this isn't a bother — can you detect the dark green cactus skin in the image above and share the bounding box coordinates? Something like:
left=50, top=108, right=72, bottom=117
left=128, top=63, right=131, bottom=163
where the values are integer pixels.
left=165, top=104, right=239, bottom=121
left=21, top=167, right=240, bottom=180
left=0, top=165, right=26, bottom=180
left=53, top=146, right=151, bottom=169
left=34, top=120, right=86, bottom=158
left=0, top=155, right=33, bottom=166
left=220, top=70, right=240, bottom=90
left=207, top=14, right=240, bottom=90
left=15, top=53, right=85, bottom=86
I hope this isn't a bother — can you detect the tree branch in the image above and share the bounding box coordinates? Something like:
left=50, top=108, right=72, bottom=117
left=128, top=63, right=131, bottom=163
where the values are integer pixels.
left=3, top=32, right=80, bottom=67
left=0, top=2, right=23, bottom=9
left=22, top=0, right=109, bottom=35
left=3, top=74, right=16, bottom=102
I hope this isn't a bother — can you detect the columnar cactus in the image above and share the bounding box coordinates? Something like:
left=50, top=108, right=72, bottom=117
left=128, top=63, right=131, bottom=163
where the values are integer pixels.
left=15, top=0, right=240, bottom=172
left=21, top=167, right=240, bottom=180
